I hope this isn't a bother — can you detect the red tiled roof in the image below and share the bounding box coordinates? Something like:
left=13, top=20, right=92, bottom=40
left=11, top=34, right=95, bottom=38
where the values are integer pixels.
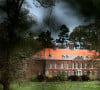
left=32, top=48, right=100, bottom=60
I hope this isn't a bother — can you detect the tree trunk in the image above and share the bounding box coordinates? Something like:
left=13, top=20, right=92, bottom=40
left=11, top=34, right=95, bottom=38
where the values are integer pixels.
left=3, top=82, right=10, bottom=90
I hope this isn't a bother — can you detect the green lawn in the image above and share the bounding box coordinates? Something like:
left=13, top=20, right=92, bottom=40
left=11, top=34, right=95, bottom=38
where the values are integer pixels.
left=0, top=81, right=100, bottom=90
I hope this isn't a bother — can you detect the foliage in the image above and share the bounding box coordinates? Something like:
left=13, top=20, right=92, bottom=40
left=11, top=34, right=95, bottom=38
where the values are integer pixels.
left=58, top=24, right=69, bottom=43
left=36, top=0, right=55, bottom=7
left=81, top=75, right=89, bottom=81
left=0, top=0, right=38, bottom=90
left=37, top=30, right=53, bottom=48
left=70, top=23, right=100, bottom=51
left=68, top=76, right=78, bottom=81
left=37, top=74, right=44, bottom=82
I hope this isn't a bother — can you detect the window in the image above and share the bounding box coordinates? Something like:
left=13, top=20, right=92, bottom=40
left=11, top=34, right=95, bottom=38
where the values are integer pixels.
left=25, top=63, right=28, bottom=70
left=80, top=63, right=82, bottom=69
left=72, top=63, right=74, bottom=69
left=86, top=56, right=90, bottom=60
left=49, top=71, right=52, bottom=75
left=65, top=71, right=68, bottom=76
left=91, top=64, right=93, bottom=69
left=54, top=71, right=57, bottom=76
left=37, top=54, right=41, bottom=59
left=81, top=56, right=84, bottom=60
left=85, top=63, right=87, bottom=69
left=84, top=72, right=87, bottom=75
left=62, top=55, right=66, bottom=59
left=49, top=54, right=53, bottom=59
left=66, top=63, right=69, bottom=69
left=55, top=63, right=57, bottom=69
left=76, top=63, right=78, bottom=69
left=50, top=64, right=52, bottom=69
left=66, top=55, right=70, bottom=59
left=61, top=63, right=64, bottom=69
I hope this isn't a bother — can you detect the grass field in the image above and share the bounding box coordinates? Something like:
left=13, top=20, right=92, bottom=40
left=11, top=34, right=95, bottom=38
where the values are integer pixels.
left=0, top=81, right=100, bottom=90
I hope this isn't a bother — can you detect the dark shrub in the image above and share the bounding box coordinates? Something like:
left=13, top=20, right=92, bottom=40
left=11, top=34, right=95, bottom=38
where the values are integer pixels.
left=53, top=76, right=60, bottom=81
left=68, top=75, right=78, bottom=81
left=37, top=74, right=44, bottom=82
left=81, top=75, right=89, bottom=81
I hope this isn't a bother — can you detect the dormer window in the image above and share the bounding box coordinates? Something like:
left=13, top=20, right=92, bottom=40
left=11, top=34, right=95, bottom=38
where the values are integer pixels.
left=66, top=55, right=70, bottom=59
left=37, top=54, right=41, bottom=59
left=49, top=54, right=53, bottom=59
left=86, top=56, right=90, bottom=60
left=62, top=55, right=66, bottom=59
left=81, top=56, right=84, bottom=60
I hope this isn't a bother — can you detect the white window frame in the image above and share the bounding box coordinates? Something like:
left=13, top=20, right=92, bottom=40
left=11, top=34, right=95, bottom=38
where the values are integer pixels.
left=66, top=55, right=70, bottom=59
left=49, top=54, right=53, bottom=59
left=81, top=56, right=84, bottom=60
left=80, top=63, right=82, bottom=69
left=86, top=56, right=90, bottom=60
left=66, top=63, right=69, bottom=69
left=62, top=55, right=66, bottom=60
left=49, top=71, right=52, bottom=75
left=61, top=63, right=64, bottom=69
left=72, top=63, right=74, bottom=69
left=85, top=63, right=87, bottom=69
left=76, top=63, right=78, bottom=69
left=55, top=63, right=57, bottom=69
left=54, top=71, right=57, bottom=76
left=50, top=63, right=52, bottom=69
left=91, top=64, right=93, bottom=69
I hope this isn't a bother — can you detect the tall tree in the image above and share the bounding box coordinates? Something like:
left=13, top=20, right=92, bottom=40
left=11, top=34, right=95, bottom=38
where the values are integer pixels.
left=37, top=30, right=53, bottom=48
left=70, top=24, right=100, bottom=51
left=0, top=0, right=37, bottom=90
left=57, top=24, right=69, bottom=48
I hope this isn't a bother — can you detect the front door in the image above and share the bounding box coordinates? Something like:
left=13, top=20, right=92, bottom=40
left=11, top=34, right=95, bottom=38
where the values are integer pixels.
left=76, top=70, right=82, bottom=76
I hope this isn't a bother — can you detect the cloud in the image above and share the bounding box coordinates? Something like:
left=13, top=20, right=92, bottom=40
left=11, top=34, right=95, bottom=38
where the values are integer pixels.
left=27, top=0, right=94, bottom=39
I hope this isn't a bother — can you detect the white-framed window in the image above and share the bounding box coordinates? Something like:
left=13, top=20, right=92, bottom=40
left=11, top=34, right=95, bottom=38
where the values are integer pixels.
left=81, top=56, right=84, bottom=60
left=62, top=55, right=66, bottom=59
left=80, top=63, right=82, bottom=69
left=55, top=63, right=57, bottom=69
left=50, top=63, right=52, bottom=69
left=61, top=63, right=64, bottom=69
left=66, top=63, right=69, bottom=69
left=54, top=71, right=57, bottom=76
left=84, top=72, right=87, bottom=75
left=66, top=55, right=70, bottom=59
left=72, top=63, right=74, bottom=69
left=49, top=71, right=52, bottom=75
left=91, top=64, right=93, bottom=69
left=85, top=63, right=87, bottom=69
left=49, top=54, right=53, bottom=59
left=76, top=63, right=78, bottom=69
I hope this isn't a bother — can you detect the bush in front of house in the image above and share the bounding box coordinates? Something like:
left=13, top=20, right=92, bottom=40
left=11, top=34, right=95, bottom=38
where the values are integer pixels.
left=46, top=75, right=54, bottom=82
left=37, top=74, right=44, bottom=82
left=68, top=75, right=78, bottom=81
left=81, top=75, right=89, bottom=81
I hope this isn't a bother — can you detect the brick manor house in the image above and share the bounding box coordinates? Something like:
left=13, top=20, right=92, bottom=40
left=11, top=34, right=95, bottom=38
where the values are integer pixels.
left=23, top=48, right=100, bottom=79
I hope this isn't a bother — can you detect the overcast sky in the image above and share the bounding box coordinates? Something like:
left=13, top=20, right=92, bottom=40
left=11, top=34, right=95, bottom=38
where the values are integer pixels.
left=27, top=0, right=92, bottom=39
